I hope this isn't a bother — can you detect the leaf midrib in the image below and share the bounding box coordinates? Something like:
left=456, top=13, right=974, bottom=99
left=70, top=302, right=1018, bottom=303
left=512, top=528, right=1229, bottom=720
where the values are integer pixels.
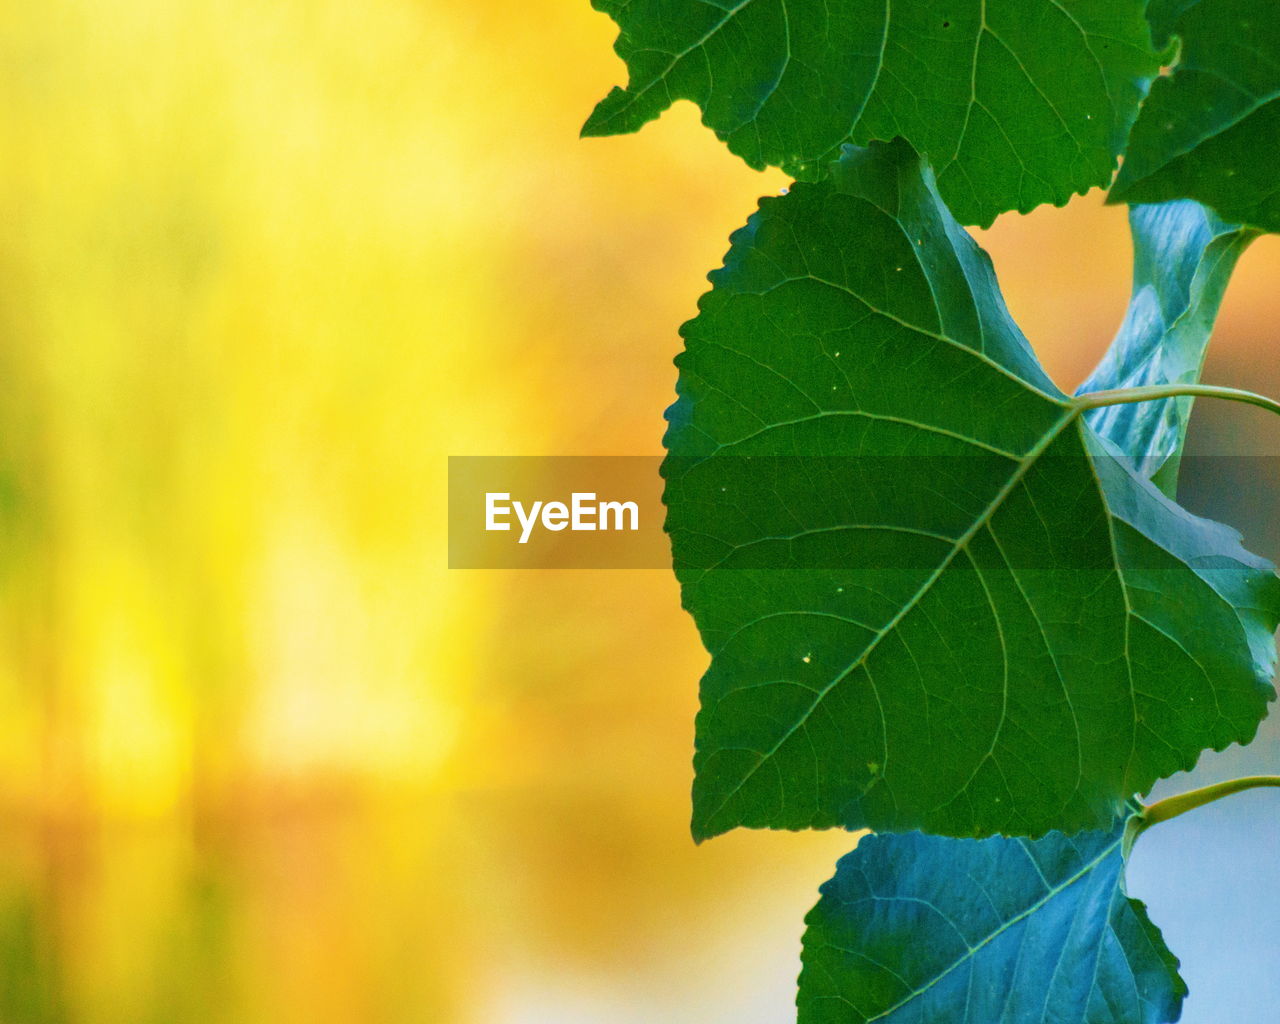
left=860, top=835, right=1122, bottom=1022
left=696, top=403, right=1081, bottom=835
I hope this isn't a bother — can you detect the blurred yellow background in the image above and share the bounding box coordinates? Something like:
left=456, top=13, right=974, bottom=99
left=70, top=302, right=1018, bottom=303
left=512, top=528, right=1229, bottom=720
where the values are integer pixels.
left=0, top=1, right=1278, bottom=1022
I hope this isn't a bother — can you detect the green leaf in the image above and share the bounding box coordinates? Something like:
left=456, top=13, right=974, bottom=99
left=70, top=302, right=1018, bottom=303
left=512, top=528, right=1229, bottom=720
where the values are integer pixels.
left=1109, top=0, right=1280, bottom=232
left=1077, top=200, right=1256, bottom=493
left=798, top=820, right=1185, bottom=1023
left=582, top=0, right=1160, bottom=226
left=664, top=139, right=1280, bottom=841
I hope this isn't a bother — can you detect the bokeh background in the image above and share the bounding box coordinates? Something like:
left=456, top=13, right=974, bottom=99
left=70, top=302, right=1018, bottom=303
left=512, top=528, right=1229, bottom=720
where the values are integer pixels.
left=0, top=1, right=1277, bottom=1021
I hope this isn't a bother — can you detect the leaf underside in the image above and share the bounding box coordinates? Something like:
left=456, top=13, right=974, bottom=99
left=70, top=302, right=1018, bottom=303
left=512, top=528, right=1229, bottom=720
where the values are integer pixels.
left=799, top=821, right=1185, bottom=1024
left=1110, top=0, right=1280, bottom=233
left=1078, top=199, right=1256, bottom=492
left=584, top=0, right=1159, bottom=226
left=663, top=139, right=1280, bottom=842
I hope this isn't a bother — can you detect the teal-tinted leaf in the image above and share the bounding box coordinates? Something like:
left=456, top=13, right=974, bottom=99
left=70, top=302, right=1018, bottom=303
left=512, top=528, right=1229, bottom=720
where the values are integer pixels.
left=798, top=820, right=1185, bottom=1023
left=1078, top=200, right=1256, bottom=492
left=664, top=139, right=1280, bottom=841
left=583, top=0, right=1159, bottom=226
left=1110, top=0, right=1280, bottom=232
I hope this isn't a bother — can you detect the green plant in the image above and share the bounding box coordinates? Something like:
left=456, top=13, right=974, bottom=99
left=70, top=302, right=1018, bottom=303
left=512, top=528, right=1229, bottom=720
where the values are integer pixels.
left=585, top=1, right=1280, bottom=1020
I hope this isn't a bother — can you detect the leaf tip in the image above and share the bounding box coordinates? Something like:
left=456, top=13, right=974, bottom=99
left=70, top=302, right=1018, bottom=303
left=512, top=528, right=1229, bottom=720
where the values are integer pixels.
left=1106, top=177, right=1135, bottom=206
left=690, top=789, right=732, bottom=844
left=689, top=817, right=717, bottom=845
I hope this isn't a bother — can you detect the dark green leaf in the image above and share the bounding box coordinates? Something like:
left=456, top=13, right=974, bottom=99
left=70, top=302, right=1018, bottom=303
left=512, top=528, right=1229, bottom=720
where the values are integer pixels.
left=1078, top=200, right=1256, bottom=493
left=1109, top=0, right=1280, bottom=232
left=664, top=139, right=1280, bottom=841
left=582, top=0, right=1160, bottom=226
left=798, top=821, right=1185, bottom=1023
left=1144, top=1, right=1199, bottom=48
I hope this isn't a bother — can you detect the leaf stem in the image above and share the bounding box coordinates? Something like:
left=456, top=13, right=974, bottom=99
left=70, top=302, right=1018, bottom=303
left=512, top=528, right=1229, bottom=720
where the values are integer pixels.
left=1074, top=383, right=1280, bottom=420
left=1136, top=776, right=1280, bottom=836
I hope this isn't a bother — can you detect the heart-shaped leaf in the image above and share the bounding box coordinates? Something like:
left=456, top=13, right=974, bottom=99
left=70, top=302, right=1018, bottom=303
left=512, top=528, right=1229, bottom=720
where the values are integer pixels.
left=664, top=139, right=1280, bottom=841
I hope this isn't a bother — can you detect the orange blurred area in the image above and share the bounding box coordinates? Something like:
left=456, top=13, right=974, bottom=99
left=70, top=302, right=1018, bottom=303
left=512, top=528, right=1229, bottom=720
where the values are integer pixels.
left=0, top=1, right=1278, bottom=1022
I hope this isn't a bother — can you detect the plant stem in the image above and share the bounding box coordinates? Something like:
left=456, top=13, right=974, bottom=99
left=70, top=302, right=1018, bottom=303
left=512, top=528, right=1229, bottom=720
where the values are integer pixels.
left=1074, top=383, right=1280, bottom=420
left=1136, top=776, right=1280, bottom=836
